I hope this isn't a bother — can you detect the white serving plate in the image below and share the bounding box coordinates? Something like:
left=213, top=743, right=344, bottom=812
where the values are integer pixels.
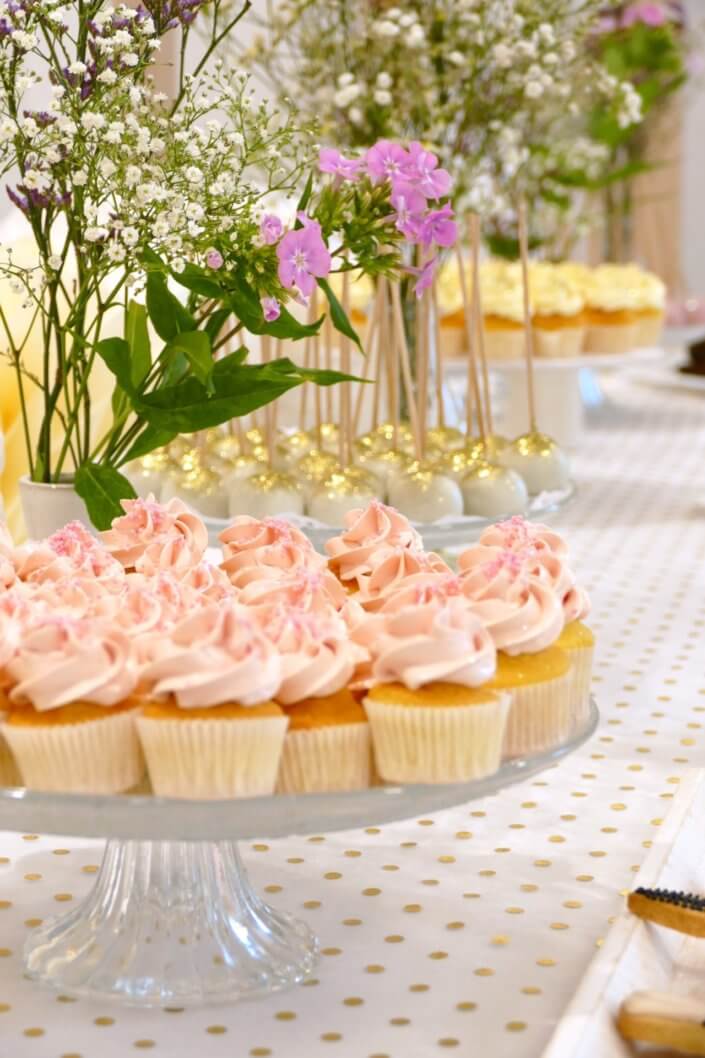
left=541, top=769, right=705, bottom=1058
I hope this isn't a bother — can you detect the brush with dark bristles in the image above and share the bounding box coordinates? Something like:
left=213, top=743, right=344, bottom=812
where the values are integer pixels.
left=628, top=887, right=705, bottom=937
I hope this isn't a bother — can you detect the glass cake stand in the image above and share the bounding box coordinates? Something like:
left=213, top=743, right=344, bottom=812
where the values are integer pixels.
left=0, top=700, right=598, bottom=1008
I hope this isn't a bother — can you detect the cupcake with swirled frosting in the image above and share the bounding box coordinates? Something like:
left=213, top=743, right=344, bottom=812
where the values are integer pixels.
left=137, top=603, right=287, bottom=798
left=262, top=609, right=372, bottom=794
left=1, top=616, right=143, bottom=792
left=325, top=500, right=423, bottom=588
left=219, top=516, right=325, bottom=583
left=353, top=599, right=509, bottom=783
left=100, top=495, right=208, bottom=572
left=458, top=547, right=573, bottom=757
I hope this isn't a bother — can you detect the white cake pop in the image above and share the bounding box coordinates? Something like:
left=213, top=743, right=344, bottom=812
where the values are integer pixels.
left=426, top=448, right=476, bottom=483
left=355, top=447, right=413, bottom=491
left=296, top=449, right=340, bottom=501
left=466, top=434, right=510, bottom=463
left=387, top=461, right=464, bottom=523
left=228, top=470, right=304, bottom=519
left=161, top=465, right=229, bottom=519
left=306, top=421, right=340, bottom=454
left=308, top=466, right=380, bottom=525
left=276, top=429, right=314, bottom=467
left=498, top=431, right=571, bottom=494
left=355, top=421, right=415, bottom=456
left=461, top=461, right=529, bottom=518
left=124, top=449, right=169, bottom=499
left=425, top=425, right=465, bottom=451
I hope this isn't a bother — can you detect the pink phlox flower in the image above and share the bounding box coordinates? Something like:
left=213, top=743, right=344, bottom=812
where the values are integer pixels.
left=390, top=181, right=427, bottom=241
left=260, top=213, right=283, bottom=245
left=406, top=256, right=438, bottom=298
left=419, top=205, right=457, bottom=248
left=405, top=141, right=452, bottom=200
left=205, top=248, right=223, bottom=269
left=277, top=218, right=332, bottom=300
left=366, top=139, right=411, bottom=185
left=261, top=296, right=281, bottom=322
left=319, top=147, right=362, bottom=182
left=622, top=2, right=668, bottom=27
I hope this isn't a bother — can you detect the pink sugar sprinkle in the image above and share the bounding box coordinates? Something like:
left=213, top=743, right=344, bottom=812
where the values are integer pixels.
left=483, top=550, right=523, bottom=580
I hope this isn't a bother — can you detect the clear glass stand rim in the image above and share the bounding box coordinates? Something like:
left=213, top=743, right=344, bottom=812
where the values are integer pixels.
left=0, top=700, right=598, bottom=842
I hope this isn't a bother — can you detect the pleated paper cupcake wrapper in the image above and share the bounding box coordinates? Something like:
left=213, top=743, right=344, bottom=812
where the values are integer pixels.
left=634, top=315, right=663, bottom=346
left=534, top=326, right=585, bottom=360
left=137, top=714, right=289, bottom=799
left=1, top=709, right=144, bottom=793
left=0, top=717, right=21, bottom=787
left=502, top=673, right=574, bottom=760
left=482, top=328, right=525, bottom=361
left=276, top=723, right=372, bottom=794
left=566, top=645, right=594, bottom=733
left=363, top=695, right=511, bottom=784
left=584, top=322, right=639, bottom=355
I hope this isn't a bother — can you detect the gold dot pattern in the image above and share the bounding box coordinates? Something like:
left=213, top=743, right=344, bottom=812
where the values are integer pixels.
left=0, top=385, right=703, bottom=1055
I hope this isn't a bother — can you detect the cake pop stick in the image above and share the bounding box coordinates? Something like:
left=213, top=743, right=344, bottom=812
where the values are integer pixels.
left=469, top=213, right=494, bottom=438
left=371, top=278, right=387, bottom=431
left=390, top=281, right=422, bottom=461
left=341, top=270, right=353, bottom=466
left=353, top=279, right=384, bottom=435
left=455, top=243, right=485, bottom=441
left=323, top=312, right=334, bottom=423
left=261, top=333, right=275, bottom=468
left=312, top=288, right=323, bottom=446
left=416, top=288, right=430, bottom=459
left=517, top=197, right=537, bottom=433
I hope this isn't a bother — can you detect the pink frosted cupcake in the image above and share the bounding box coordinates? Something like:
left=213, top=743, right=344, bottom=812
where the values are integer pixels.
left=138, top=603, right=287, bottom=799
left=262, top=609, right=371, bottom=794
left=353, top=599, right=509, bottom=783
left=1, top=616, right=143, bottom=793
left=325, top=500, right=423, bottom=587
left=235, top=567, right=347, bottom=616
left=354, top=548, right=451, bottom=612
left=100, top=495, right=208, bottom=572
left=458, top=548, right=572, bottom=757
left=476, top=515, right=568, bottom=559
left=219, top=516, right=325, bottom=583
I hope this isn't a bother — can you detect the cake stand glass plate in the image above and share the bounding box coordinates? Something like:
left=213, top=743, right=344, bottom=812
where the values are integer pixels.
left=202, top=480, right=576, bottom=553
left=0, top=700, right=598, bottom=1009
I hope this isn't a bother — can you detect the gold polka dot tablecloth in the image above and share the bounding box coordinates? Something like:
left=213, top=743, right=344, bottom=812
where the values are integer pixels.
left=2, top=377, right=705, bottom=1058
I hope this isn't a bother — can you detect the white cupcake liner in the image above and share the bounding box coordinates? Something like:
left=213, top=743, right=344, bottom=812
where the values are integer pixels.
left=534, top=326, right=585, bottom=359
left=137, top=713, right=289, bottom=799
left=483, top=327, right=525, bottom=361
left=439, top=324, right=466, bottom=360
left=1, top=709, right=144, bottom=793
left=363, top=694, right=510, bottom=784
left=634, top=314, right=664, bottom=347
left=566, top=645, right=594, bottom=733
left=276, top=723, right=372, bottom=794
left=502, top=672, right=574, bottom=760
left=584, top=321, right=639, bottom=355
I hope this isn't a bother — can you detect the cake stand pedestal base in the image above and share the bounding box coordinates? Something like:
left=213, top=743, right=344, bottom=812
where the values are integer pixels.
left=24, top=839, right=319, bottom=1007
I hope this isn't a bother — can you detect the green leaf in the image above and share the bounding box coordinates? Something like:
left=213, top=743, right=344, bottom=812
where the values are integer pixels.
left=134, top=352, right=357, bottom=433
left=119, top=424, right=178, bottom=466
left=146, top=271, right=196, bottom=341
left=163, top=330, right=214, bottom=390
left=74, top=463, right=137, bottom=531
left=317, top=277, right=362, bottom=351
left=225, top=272, right=323, bottom=341
left=125, top=300, right=151, bottom=387
left=170, top=264, right=224, bottom=299
left=295, top=171, right=314, bottom=216
left=205, top=307, right=232, bottom=344
left=96, top=337, right=134, bottom=394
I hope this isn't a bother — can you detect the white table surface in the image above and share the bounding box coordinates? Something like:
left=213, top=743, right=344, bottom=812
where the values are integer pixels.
left=1, top=374, right=705, bottom=1058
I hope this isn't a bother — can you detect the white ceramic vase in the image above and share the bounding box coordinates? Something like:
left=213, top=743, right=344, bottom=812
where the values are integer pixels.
left=19, top=476, right=91, bottom=540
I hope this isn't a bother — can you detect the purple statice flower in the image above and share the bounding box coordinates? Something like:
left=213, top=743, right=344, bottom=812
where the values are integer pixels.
left=366, top=140, right=411, bottom=185
left=261, top=296, right=281, bottom=323
left=390, top=181, right=426, bottom=241
left=23, top=110, right=57, bottom=128
left=6, top=185, right=28, bottom=213
left=260, top=213, right=283, bottom=246
left=277, top=218, right=331, bottom=300
left=319, top=147, right=362, bottom=182
left=405, top=141, right=451, bottom=200
left=419, top=205, right=458, bottom=248
left=622, top=2, right=668, bottom=27
left=205, top=248, right=223, bottom=269
left=406, top=256, right=438, bottom=298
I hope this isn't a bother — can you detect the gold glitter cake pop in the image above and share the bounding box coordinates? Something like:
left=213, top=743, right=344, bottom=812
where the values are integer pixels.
left=125, top=448, right=170, bottom=498
left=161, top=464, right=229, bottom=518
left=425, top=425, right=465, bottom=451
left=276, top=429, right=314, bottom=466
left=461, top=460, right=528, bottom=517
left=308, top=466, right=380, bottom=525
left=499, top=430, right=571, bottom=494
left=387, top=459, right=463, bottom=523
left=228, top=470, right=304, bottom=519
left=296, top=449, right=341, bottom=499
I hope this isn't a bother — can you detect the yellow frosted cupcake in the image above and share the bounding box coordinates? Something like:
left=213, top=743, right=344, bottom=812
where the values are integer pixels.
left=457, top=547, right=573, bottom=758
left=530, top=263, right=586, bottom=358
left=266, top=611, right=372, bottom=793
left=581, top=264, right=640, bottom=354
left=354, top=599, right=510, bottom=783
left=138, top=604, right=288, bottom=799
left=1, top=618, right=143, bottom=793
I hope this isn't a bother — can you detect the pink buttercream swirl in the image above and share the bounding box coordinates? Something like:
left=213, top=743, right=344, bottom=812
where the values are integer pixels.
left=325, top=500, right=423, bottom=582
left=476, top=515, right=568, bottom=559
left=355, top=548, right=451, bottom=611
left=141, top=603, right=281, bottom=708
left=262, top=608, right=367, bottom=705
left=7, top=616, right=137, bottom=711
left=352, top=598, right=497, bottom=690
left=100, top=495, right=208, bottom=570
left=219, top=516, right=325, bottom=581
left=459, top=548, right=564, bottom=654
left=16, top=522, right=126, bottom=593
left=235, top=568, right=346, bottom=615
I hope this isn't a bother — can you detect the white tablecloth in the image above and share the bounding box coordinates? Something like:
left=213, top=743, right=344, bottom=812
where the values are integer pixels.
left=1, top=374, right=705, bottom=1058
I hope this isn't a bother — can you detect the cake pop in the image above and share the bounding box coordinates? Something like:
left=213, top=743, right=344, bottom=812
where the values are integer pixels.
left=308, top=466, right=380, bottom=525
left=124, top=448, right=170, bottom=499
left=161, top=465, right=229, bottom=518
left=227, top=470, right=304, bottom=519
left=296, top=449, right=341, bottom=500
left=498, top=431, right=571, bottom=494
left=387, top=461, right=464, bottom=523
left=276, top=429, right=314, bottom=467
left=461, top=461, right=529, bottom=518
